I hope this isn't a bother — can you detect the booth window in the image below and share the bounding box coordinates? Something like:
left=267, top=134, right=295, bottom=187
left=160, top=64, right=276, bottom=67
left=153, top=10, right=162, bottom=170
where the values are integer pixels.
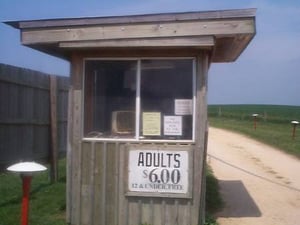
left=84, top=58, right=195, bottom=141
left=84, top=60, right=137, bottom=138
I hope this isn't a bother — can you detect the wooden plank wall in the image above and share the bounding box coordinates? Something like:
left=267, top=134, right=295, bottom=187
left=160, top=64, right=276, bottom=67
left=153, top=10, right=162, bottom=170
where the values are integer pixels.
left=0, top=63, right=69, bottom=168
left=73, top=142, right=197, bottom=225
left=67, top=53, right=209, bottom=225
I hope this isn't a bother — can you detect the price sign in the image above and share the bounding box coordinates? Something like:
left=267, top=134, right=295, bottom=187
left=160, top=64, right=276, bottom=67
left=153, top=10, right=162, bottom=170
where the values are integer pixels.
left=128, top=149, right=189, bottom=194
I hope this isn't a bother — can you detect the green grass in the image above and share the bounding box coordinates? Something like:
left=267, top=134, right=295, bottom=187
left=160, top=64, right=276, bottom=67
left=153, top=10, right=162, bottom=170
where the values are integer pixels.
left=205, top=166, right=223, bottom=214
left=0, top=158, right=221, bottom=225
left=0, top=159, right=66, bottom=225
left=208, top=104, right=300, bottom=158
left=209, top=104, right=300, bottom=123
left=204, top=166, right=223, bottom=225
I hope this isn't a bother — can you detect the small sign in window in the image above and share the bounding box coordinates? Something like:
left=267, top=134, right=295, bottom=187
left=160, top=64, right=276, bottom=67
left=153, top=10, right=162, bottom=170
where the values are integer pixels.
left=164, top=116, right=182, bottom=136
left=142, top=112, right=161, bottom=136
left=175, top=99, right=193, bottom=115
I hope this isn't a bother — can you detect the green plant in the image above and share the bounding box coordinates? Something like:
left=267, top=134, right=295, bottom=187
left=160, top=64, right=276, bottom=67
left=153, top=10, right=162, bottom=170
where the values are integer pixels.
left=205, top=166, right=224, bottom=214
left=204, top=213, right=218, bottom=225
left=204, top=165, right=223, bottom=225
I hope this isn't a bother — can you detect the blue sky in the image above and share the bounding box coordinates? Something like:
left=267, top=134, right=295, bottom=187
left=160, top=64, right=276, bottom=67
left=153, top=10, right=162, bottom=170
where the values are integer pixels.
left=0, top=0, right=299, bottom=106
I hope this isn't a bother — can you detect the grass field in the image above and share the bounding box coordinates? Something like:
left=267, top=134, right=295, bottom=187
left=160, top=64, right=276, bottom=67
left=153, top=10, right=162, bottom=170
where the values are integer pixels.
left=0, top=158, right=220, bottom=225
left=208, top=104, right=300, bottom=158
left=0, top=159, right=66, bottom=225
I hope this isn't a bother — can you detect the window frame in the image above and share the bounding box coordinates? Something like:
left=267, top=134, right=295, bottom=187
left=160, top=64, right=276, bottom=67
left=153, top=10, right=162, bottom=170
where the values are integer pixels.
left=82, top=57, right=196, bottom=143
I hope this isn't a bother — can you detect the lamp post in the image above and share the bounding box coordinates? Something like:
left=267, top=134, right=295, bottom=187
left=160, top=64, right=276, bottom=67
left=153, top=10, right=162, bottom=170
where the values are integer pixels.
left=7, top=162, right=47, bottom=225
left=291, top=121, right=299, bottom=140
left=252, top=114, right=259, bottom=130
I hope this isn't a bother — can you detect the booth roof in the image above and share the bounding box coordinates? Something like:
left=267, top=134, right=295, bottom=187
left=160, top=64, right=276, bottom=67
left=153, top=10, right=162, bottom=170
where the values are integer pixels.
left=5, top=8, right=256, bottom=62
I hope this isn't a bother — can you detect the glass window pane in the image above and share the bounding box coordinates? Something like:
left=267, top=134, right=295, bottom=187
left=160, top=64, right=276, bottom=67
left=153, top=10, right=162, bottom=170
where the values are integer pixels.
left=84, top=60, right=137, bottom=138
left=140, top=59, right=194, bottom=140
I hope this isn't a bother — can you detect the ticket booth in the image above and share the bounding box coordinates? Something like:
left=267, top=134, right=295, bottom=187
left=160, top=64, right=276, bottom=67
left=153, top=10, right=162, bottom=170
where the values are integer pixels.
left=7, top=8, right=256, bottom=225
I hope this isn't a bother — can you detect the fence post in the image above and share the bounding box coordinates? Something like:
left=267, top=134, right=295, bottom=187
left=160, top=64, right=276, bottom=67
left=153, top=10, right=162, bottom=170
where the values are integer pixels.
left=50, top=75, right=58, bottom=182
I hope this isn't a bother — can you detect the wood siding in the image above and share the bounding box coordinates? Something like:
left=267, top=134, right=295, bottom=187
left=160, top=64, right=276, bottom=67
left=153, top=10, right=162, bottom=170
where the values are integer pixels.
left=69, top=142, right=201, bottom=225
left=21, top=19, right=254, bottom=44
left=67, top=53, right=209, bottom=225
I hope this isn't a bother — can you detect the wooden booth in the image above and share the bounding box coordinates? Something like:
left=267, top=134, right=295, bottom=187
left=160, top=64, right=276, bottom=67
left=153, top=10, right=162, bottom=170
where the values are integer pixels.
left=7, top=9, right=256, bottom=225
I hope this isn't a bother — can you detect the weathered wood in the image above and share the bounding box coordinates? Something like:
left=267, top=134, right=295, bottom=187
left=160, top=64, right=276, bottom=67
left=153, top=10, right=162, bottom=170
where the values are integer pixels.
left=141, top=199, right=152, bottom=224
left=213, top=34, right=254, bottom=62
left=80, top=142, right=92, bottom=225
left=68, top=140, right=209, bottom=225
left=0, top=64, right=50, bottom=90
left=177, top=200, right=191, bottom=225
left=66, top=89, right=73, bottom=223
left=93, top=142, right=105, bottom=225
left=60, top=36, right=215, bottom=48
left=128, top=198, right=141, bottom=225
left=22, top=19, right=255, bottom=45
left=71, top=54, right=83, bottom=90
left=64, top=54, right=208, bottom=225
left=164, top=199, right=177, bottom=225
left=8, top=9, right=256, bottom=62
left=77, top=48, right=207, bottom=58
left=199, top=128, right=209, bottom=224
left=192, top=53, right=209, bottom=225
left=118, top=144, right=128, bottom=225
left=11, top=8, right=256, bottom=29
left=152, top=198, right=163, bottom=225
left=57, top=79, right=69, bottom=153
left=69, top=90, right=83, bottom=224
left=0, top=64, right=68, bottom=167
left=105, top=143, right=118, bottom=225
left=49, top=75, right=58, bottom=182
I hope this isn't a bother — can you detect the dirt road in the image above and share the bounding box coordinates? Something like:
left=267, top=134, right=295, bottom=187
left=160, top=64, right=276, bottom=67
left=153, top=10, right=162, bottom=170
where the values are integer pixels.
left=207, top=127, right=300, bottom=225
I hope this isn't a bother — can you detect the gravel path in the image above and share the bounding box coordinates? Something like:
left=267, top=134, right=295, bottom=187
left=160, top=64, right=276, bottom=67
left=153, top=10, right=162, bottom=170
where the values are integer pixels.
left=207, top=127, right=300, bottom=225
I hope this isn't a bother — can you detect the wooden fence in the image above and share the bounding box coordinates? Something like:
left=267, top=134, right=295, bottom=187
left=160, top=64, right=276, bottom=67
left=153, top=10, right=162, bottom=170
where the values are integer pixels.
left=0, top=63, right=69, bottom=171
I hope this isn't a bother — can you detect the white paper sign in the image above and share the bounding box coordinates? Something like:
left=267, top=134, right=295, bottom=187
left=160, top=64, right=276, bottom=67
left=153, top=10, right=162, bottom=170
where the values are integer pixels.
left=164, top=116, right=182, bottom=136
left=175, top=99, right=193, bottom=115
left=128, top=149, right=189, bottom=194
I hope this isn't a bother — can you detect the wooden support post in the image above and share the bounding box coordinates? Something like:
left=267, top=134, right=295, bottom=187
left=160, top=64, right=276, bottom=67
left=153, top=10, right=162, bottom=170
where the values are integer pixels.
left=292, top=125, right=297, bottom=140
left=50, top=75, right=58, bottom=182
left=252, top=114, right=258, bottom=130
left=291, top=121, right=299, bottom=140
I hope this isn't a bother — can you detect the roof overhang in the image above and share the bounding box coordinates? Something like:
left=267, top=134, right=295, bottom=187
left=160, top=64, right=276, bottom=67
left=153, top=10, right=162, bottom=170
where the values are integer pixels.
left=5, top=9, right=256, bottom=62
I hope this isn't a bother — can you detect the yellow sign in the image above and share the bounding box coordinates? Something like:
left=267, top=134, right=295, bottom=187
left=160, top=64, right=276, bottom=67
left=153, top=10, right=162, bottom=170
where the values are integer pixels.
left=142, top=112, right=161, bottom=136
